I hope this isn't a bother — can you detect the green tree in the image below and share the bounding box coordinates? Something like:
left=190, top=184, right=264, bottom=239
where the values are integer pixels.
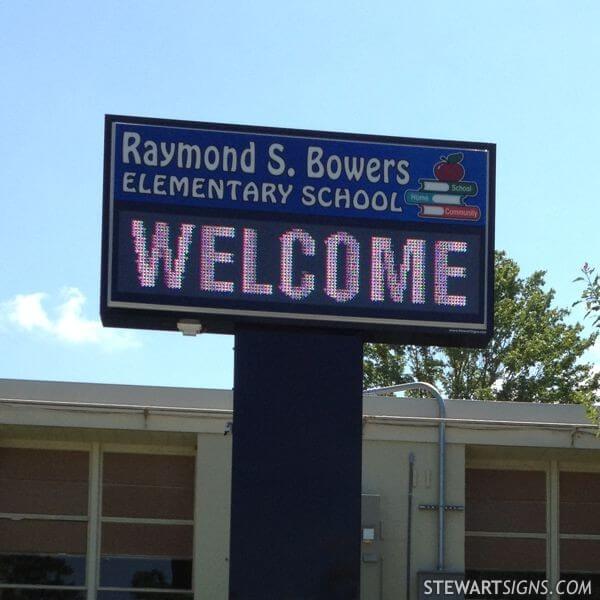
left=573, top=263, right=600, bottom=420
left=364, top=251, right=599, bottom=403
left=574, top=263, right=600, bottom=328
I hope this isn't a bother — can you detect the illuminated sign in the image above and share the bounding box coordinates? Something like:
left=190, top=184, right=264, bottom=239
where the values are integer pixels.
left=101, top=115, right=495, bottom=346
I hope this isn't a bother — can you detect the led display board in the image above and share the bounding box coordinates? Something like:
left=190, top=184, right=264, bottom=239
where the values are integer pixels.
left=101, top=115, right=495, bottom=346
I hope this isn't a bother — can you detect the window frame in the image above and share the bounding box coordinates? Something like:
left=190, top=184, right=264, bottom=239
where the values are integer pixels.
left=0, top=439, right=198, bottom=600
left=0, top=441, right=91, bottom=596
left=465, top=461, right=549, bottom=580
left=466, top=457, right=600, bottom=595
left=557, top=462, right=600, bottom=581
left=98, top=447, right=195, bottom=596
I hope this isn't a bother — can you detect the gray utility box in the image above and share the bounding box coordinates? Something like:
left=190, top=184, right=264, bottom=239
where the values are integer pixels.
left=361, top=494, right=381, bottom=562
left=361, top=494, right=382, bottom=599
left=418, top=572, right=466, bottom=600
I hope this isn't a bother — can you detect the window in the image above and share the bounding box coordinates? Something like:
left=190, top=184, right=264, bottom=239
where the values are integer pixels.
left=0, top=448, right=89, bottom=599
left=98, top=453, right=195, bottom=600
left=559, top=471, right=600, bottom=600
left=464, top=468, right=547, bottom=600
left=0, top=445, right=196, bottom=600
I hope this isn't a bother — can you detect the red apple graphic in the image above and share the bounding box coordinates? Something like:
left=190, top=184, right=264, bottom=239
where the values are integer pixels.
left=434, top=152, right=465, bottom=182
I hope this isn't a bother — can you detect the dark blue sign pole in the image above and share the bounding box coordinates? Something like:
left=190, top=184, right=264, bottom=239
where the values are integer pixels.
left=229, top=326, right=363, bottom=600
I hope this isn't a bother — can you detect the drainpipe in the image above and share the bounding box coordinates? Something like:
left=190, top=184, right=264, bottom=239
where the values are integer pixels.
left=364, top=382, right=447, bottom=571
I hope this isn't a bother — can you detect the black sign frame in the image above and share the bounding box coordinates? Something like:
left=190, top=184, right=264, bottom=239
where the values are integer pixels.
left=101, top=114, right=495, bottom=347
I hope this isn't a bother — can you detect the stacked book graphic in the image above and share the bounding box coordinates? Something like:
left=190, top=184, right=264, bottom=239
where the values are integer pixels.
left=405, top=179, right=480, bottom=220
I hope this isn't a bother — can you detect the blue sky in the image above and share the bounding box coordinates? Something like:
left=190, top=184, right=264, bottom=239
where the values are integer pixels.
left=1, top=1, right=598, bottom=389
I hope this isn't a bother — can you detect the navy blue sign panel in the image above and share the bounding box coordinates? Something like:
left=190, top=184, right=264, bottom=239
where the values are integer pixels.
left=101, top=115, right=495, bottom=346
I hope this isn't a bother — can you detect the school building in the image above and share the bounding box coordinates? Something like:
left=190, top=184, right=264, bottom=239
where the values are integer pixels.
left=1, top=377, right=600, bottom=599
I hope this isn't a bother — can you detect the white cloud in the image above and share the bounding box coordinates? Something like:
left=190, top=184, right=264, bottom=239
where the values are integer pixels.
left=1, top=288, right=140, bottom=351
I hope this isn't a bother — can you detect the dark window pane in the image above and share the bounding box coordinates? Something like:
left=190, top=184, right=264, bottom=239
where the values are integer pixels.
left=560, top=472, right=600, bottom=535
left=464, top=571, right=546, bottom=600
left=102, top=454, right=193, bottom=520
left=0, top=590, right=85, bottom=600
left=560, top=503, right=600, bottom=535
left=561, top=539, right=600, bottom=573
left=560, top=472, right=600, bottom=502
left=466, top=469, right=546, bottom=533
left=466, top=469, right=546, bottom=501
left=97, top=593, right=193, bottom=600
left=99, top=557, right=192, bottom=589
left=465, top=537, right=546, bottom=571
left=0, top=554, right=85, bottom=586
left=102, top=524, right=193, bottom=557
left=0, top=449, right=88, bottom=516
left=0, top=520, right=87, bottom=555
